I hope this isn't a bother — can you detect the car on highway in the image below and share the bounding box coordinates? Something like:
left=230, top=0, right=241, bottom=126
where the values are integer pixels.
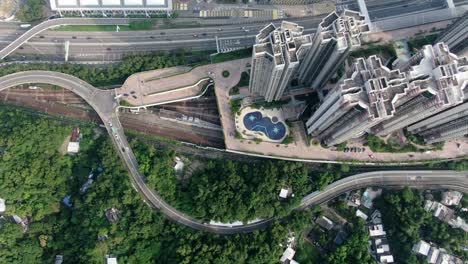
left=193, top=34, right=198, bottom=38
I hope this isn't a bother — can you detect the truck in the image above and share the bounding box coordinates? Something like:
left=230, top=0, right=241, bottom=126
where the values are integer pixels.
left=20, top=24, right=31, bottom=29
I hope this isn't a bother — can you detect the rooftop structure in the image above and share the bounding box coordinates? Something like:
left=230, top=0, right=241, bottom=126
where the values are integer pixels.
left=362, top=188, right=383, bottom=209
left=373, top=42, right=468, bottom=136
left=105, top=208, right=120, bottom=223
left=370, top=210, right=383, bottom=225
left=49, top=0, right=172, bottom=12
left=315, top=215, right=334, bottom=231
left=368, top=224, right=386, bottom=237
left=440, top=191, right=463, bottom=206
left=298, top=10, right=370, bottom=91
left=0, top=198, right=5, bottom=214
left=67, top=128, right=80, bottom=154
left=412, top=240, right=431, bottom=256
left=280, top=247, right=296, bottom=262
left=379, top=254, right=394, bottom=263
left=305, top=55, right=407, bottom=146
left=356, top=209, right=368, bottom=220
left=106, top=256, right=118, bottom=264
left=425, top=200, right=468, bottom=232
left=427, top=246, right=440, bottom=264
left=346, top=191, right=362, bottom=207
left=249, top=21, right=312, bottom=102
left=279, top=188, right=289, bottom=199
left=55, top=255, right=63, bottom=264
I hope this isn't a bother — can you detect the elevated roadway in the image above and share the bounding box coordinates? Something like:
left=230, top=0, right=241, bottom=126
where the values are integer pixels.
left=0, top=71, right=466, bottom=234
left=0, top=17, right=323, bottom=60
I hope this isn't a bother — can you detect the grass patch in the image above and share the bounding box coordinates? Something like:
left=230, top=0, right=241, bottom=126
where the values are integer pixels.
left=366, top=134, right=420, bottom=153
left=229, top=86, right=240, bottom=96
left=119, top=100, right=134, bottom=107
left=222, top=70, right=230, bottom=78
left=282, top=135, right=294, bottom=145
left=211, top=48, right=252, bottom=63
left=350, top=43, right=396, bottom=59
left=230, top=99, right=242, bottom=115
left=54, top=25, right=133, bottom=31
left=407, top=34, right=438, bottom=52
left=251, top=98, right=290, bottom=109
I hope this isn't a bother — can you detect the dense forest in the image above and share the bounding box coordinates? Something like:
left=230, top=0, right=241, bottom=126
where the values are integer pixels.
left=132, top=139, right=311, bottom=222
left=0, top=108, right=314, bottom=263
left=376, top=188, right=468, bottom=264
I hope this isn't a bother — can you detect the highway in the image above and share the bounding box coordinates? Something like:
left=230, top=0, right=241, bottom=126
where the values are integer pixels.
left=1, top=0, right=467, bottom=61
left=0, top=71, right=467, bottom=234
left=0, top=17, right=323, bottom=60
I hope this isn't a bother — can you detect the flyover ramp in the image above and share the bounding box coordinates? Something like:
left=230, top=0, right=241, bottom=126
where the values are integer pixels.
left=0, top=18, right=133, bottom=59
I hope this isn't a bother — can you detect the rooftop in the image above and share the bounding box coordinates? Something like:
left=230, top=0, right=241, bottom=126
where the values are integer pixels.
left=253, top=21, right=312, bottom=67
left=319, top=10, right=370, bottom=51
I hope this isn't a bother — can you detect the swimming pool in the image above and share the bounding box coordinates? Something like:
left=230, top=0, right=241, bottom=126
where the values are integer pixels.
left=243, top=111, right=287, bottom=141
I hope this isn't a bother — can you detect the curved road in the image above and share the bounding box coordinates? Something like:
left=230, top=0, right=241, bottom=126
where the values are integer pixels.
left=0, top=18, right=135, bottom=59
left=0, top=71, right=467, bottom=234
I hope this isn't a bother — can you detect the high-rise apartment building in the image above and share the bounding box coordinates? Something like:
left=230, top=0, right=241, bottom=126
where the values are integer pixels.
left=249, top=21, right=312, bottom=102
left=435, top=12, right=468, bottom=53
left=372, top=43, right=467, bottom=136
left=306, top=42, right=468, bottom=146
left=305, top=55, right=407, bottom=146
left=298, top=10, right=370, bottom=91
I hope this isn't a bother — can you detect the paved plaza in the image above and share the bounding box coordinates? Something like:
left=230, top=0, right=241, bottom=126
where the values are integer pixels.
left=213, top=60, right=468, bottom=163
left=117, top=59, right=250, bottom=107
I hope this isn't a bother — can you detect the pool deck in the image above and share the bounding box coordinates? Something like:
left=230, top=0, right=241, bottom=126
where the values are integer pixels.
left=214, top=65, right=468, bottom=163
left=235, top=107, right=288, bottom=143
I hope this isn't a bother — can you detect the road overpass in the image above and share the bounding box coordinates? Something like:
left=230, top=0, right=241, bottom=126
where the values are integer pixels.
left=0, top=71, right=466, bottom=234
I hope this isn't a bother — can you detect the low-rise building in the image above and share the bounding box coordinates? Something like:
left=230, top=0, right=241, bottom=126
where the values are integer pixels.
left=315, top=216, right=334, bottom=231
left=0, top=198, right=5, bottom=214
left=280, top=247, right=296, bottom=263
left=362, top=188, right=383, bottom=209
left=427, top=246, right=441, bottom=264
left=347, top=191, right=361, bottom=207
left=106, top=256, right=117, bottom=264
left=413, top=240, right=465, bottom=263
left=370, top=210, right=383, bottom=225
left=279, top=188, right=290, bottom=199
left=356, top=209, right=369, bottom=221
left=441, top=191, right=463, bottom=206
left=369, top=224, right=386, bottom=237
left=105, top=208, right=120, bottom=223
left=412, top=240, right=431, bottom=256
left=424, top=200, right=467, bottom=232
left=379, top=254, right=394, bottom=263
left=67, top=128, right=81, bottom=154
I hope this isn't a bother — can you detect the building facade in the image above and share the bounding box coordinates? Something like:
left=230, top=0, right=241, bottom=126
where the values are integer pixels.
left=298, top=10, right=370, bottom=92
left=305, top=55, right=407, bottom=146
left=306, top=42, right=468, bottom=146
left=249, top=21, right=312, bottom=102
left=435, top=12, right=468, bottom=54
left=372, top=42, right=467, bottom=136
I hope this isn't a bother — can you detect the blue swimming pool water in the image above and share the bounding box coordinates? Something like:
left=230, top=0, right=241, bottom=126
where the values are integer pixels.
left=243, top=111, right=286, bottom=140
